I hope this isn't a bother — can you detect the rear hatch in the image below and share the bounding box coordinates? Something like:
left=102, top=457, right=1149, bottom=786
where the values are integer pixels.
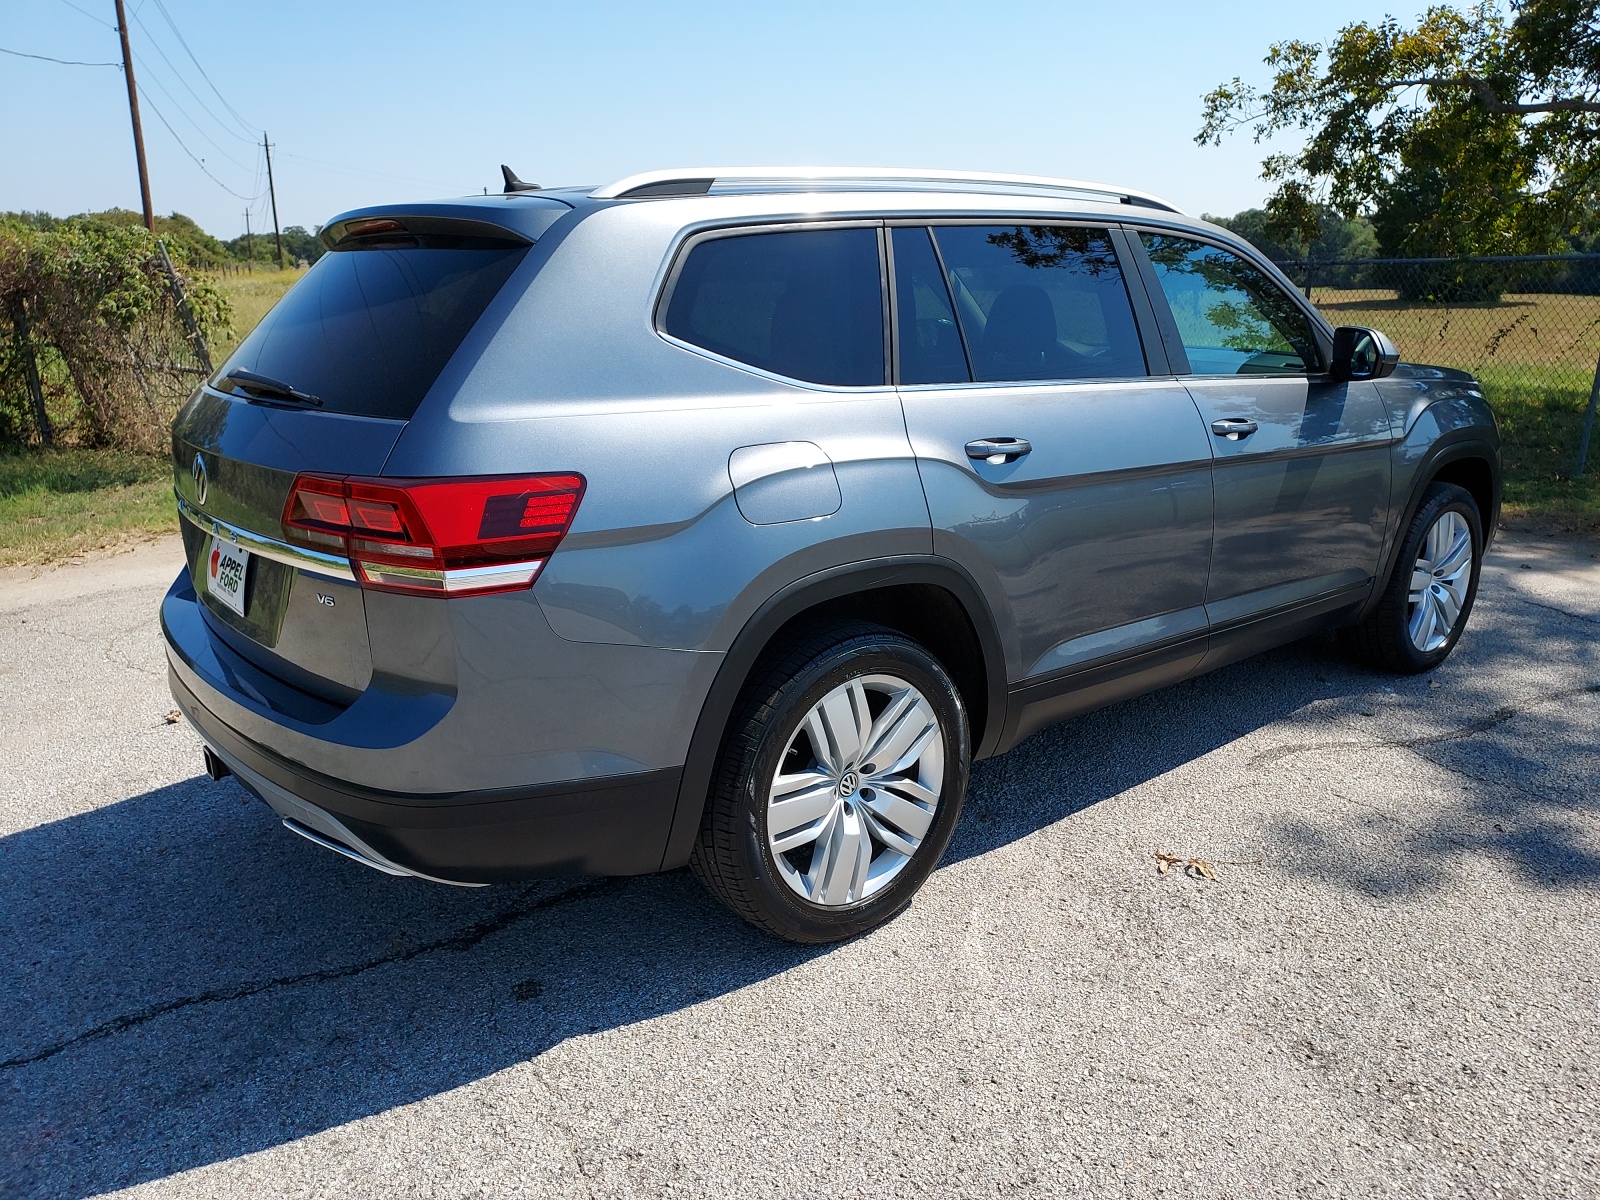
left=173, top=208, right=551, bottom=705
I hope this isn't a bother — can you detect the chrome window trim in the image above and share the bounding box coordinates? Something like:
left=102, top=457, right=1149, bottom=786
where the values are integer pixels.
left=178, top=495, right=357, bottom=582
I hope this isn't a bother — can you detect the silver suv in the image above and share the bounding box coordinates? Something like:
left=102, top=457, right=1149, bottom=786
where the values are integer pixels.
left=164, top=167, right=1500, bottom=942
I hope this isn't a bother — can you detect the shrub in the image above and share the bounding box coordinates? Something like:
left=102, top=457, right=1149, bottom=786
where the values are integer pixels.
left=0, top=217, right=229, bottom=453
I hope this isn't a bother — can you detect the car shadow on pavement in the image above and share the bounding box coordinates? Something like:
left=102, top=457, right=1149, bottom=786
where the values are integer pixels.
left=3, top=603, right=1596, bottom=1196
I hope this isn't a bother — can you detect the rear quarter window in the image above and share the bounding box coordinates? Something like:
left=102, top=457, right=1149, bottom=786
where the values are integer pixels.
left=216, top=243, right=528, bottom=420
left=662, top=227, right=885, bottom=386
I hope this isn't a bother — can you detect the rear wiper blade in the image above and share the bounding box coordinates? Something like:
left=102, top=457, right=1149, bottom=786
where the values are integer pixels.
left=219, top=369, right=323, bottom=408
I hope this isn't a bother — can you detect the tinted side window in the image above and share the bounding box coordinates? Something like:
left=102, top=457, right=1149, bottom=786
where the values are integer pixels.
left=892, top=226, right=970, bottom=384
left=930, top=225, right=1146, bottom=382
left=663, top=228, right=884, bottom=386
left=1139, top=233, right=1322, bottom=375
left=220, top=245, right=528, bottom=420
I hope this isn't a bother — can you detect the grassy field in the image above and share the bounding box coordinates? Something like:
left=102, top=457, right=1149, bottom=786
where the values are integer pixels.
left=0, top=450, right=175, bottom=567
left=1311, top=288, right=1600, bottom=379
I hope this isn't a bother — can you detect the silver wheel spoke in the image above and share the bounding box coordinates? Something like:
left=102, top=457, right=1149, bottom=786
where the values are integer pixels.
left=806, top=804, right=871, bottom=905
left=767, top=671, right=948, bottom=908
left=1435, top=530, right=1472, bottom=578
left=768, top=781, right=839, bottom=852
left=814, top=680, right=870, bottom=771
left=1408, top=567, right=1431, bottom=603
left=861, top=786, right=934, bottom=841
left=1408, top=510, right=1474, bottom=653
left=860, top=806, right=920, bottom=858
left=863, top=695, right=936, bottom=774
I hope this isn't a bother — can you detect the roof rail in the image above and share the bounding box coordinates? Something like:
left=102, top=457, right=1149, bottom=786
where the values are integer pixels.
left=591, top=167, right=1184, bottom=213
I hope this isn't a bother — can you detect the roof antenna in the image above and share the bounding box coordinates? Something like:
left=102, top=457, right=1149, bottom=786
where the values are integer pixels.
left=501, top=165, right=541, bottom=194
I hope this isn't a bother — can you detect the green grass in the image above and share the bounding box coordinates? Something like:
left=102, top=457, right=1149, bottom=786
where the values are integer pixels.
left=1483, top=377, right=1600, bottom=535
left=0, top=449, right=175, bottom=567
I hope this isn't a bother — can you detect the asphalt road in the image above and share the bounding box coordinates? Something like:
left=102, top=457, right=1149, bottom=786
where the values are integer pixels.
left=2, top=533, right=1596, bottom=1199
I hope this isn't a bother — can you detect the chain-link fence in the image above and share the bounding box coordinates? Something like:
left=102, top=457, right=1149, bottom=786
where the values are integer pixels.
left=1274, top=254, right=1600, bottom=478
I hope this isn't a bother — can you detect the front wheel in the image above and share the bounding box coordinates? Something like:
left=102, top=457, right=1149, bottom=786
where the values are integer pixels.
left=690, top=624, right=970, bottom=943
left=1351, top=482, right=1483, bottom=674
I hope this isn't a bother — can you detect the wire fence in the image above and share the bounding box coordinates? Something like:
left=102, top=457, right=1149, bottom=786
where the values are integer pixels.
left=1273, top=253, right=1600, bottom=477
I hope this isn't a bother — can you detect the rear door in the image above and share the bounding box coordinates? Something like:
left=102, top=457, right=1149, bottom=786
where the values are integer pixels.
left=892, top=221, right=1214, bottom=733
left=1128, top=231, right=1393, bottom=640
left=173, top=221, right=534, bottom=700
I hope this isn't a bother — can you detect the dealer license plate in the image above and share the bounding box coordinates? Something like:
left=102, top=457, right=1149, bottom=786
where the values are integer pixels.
left=206, top=536, right=250, bottom=617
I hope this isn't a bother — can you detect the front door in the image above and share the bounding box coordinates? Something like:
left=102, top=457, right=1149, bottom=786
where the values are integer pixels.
left=1132, top=231, right=1393, bottom=637
left=891, top=222, right=1214, bottom=739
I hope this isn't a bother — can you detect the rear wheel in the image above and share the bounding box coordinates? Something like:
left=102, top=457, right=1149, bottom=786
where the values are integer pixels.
left=690, top=624, right=970, bottom=943
left=1351, top=482, right=1483, bottom=674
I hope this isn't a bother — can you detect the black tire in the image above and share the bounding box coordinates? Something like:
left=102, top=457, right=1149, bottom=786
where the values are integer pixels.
left=1351, top=481, right=1483, bottom=674
left=690, top=623, right=970, bottom=943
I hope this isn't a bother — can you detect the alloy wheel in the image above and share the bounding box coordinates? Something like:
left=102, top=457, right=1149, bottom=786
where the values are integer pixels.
left=766, top=673, right=945, bottom=907
left=1407, top=509, right=1473, bottom=653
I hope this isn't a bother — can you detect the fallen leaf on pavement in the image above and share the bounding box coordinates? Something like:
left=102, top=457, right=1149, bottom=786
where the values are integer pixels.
left=1154, top=850, right=1262, bottom=881
left=163, top=709, right=181, bottom=724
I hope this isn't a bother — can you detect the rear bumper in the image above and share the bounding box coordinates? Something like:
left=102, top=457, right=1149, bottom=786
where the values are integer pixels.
left=172, top=667, right=683, bottom=883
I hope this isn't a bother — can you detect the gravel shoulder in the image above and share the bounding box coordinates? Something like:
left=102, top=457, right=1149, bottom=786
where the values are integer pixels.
left=0, top=534, right=1595, bottom=1198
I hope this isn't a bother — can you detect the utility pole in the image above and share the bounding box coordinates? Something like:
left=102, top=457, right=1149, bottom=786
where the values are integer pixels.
left=113, top=0, right=155, bottom=232
left=263, top=131, right=284, bottom=269
left=244, top=208, right=254, bottom=273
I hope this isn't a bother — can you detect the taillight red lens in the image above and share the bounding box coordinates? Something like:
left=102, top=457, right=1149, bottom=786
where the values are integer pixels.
left=282, top=473, right=585, bottom=596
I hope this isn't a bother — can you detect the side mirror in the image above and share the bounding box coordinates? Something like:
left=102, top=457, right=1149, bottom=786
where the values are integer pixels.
left=1330, top=326, right=1400, bottom=381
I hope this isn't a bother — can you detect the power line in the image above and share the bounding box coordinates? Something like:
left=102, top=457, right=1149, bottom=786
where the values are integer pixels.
left=147, top=0, right=257, bottom=139
left=129, top=7, right=255, bottom=145
left=137, top=84, right=258, bottom=200
left=0, top=45, right=119, bottom=67
left=130, top=45, right=260, bottom=173
left=55, top=0, right=114, bottom=28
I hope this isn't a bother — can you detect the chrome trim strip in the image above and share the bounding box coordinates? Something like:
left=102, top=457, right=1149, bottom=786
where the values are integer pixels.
left=359, top=559, right=544, bottom=593
left=177, top=496, right=356, bottom=581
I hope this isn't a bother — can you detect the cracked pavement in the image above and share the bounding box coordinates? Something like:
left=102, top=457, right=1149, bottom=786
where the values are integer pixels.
left=1, top=532, right=1596, bottom=1198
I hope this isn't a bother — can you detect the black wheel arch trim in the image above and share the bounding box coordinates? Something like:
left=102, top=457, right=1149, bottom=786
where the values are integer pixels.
left=1358, top=433, right=1501, bottom=625
left=659, top=555, right=1008, bottom=871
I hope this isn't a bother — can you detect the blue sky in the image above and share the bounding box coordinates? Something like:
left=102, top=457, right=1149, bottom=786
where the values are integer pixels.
left=3, top=0, right=1428, bottom=239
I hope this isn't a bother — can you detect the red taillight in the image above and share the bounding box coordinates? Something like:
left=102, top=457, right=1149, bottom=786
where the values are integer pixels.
left=282, top=473, right=585, bottom=596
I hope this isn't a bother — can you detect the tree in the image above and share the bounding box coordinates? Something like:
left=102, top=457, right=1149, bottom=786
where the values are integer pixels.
left=1198, top=1, right=1600, bottom=264
left=222, top=224, right=323, bottom=267
left=1205, top=205, right=1379, bottom=263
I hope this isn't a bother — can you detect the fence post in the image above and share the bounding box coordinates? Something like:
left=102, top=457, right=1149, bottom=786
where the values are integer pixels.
left=8, top=298, right=53, bottom=448
left=155, top=239, right=213, bottom=376
left=1575, top=352, right=1600, bottom=480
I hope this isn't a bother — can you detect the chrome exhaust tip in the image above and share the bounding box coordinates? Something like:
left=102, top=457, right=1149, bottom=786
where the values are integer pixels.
left=202, top=747, right=232, bottom=781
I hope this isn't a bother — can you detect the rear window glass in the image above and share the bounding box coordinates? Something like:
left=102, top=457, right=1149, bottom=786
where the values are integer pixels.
left=215, top=245, right=527, bottom=419
left=662, top=228, right=884, bottom=386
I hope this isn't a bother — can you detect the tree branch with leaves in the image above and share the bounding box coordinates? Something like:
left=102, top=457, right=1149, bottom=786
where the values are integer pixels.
left=1198, top=0, right=1600, bottom=258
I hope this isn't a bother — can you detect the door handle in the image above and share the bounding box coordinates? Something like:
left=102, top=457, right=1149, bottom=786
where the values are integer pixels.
left=1211, top=418, right=1259, bottom=441
left=965, top=437, right=1032, bottom=464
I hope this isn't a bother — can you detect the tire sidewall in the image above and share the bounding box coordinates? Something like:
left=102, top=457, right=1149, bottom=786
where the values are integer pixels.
left=733, top=635, right=970, bottom=942
left=1391, top=484, right=1484, bottom=671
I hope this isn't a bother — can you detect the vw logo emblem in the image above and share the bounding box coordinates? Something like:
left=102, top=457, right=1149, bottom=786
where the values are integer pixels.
left=190, top=453, right=208, bottom=506
left=838, top=771, right=859, bottom=798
